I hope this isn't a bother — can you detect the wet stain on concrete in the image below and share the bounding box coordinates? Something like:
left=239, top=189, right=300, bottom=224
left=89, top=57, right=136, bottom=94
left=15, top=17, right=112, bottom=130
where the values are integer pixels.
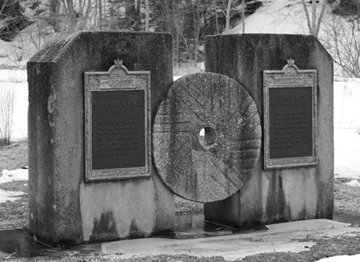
left=0, top=229, right=44, bottom=257
left=266, top=173, right=291, bottom=223
left=128, top=219, right=146, bottom=239
left=89, top=211, right=118, bottom=243
left=0, top=229, right=101, bottom=259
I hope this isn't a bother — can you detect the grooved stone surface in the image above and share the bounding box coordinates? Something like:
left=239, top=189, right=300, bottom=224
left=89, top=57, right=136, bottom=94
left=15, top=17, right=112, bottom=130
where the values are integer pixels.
left=153, top=73, right=262, bottom=203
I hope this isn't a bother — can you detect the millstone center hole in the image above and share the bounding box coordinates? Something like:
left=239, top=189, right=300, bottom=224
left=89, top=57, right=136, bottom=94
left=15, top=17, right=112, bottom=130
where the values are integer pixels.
left=199, top=127, right=216, bottom=148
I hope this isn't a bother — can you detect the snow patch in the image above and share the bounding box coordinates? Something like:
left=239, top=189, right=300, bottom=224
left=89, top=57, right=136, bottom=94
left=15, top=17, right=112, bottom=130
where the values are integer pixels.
left=345, top=180, right=360, bottom=187
left=0, top=82, right=28, bottom=141
left=317, top=254, right=360, bottom=262
left=0, top=169, right=28, bottom=203
left=1, top=169, right=28, bottom=184
left=0, top=69, right=27, bottom=83
left=228, top=0, right=312, bottom=35
left=0, top=189, right=24, bottom=203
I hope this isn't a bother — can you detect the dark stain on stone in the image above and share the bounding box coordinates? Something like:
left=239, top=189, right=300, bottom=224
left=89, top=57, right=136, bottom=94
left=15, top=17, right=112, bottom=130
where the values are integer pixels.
left=265, top=173, right=291, bottom=224
left=128, top=219, right=146, bottom=239
left=150, top=229, right=175, bottom=238
left=89, top=211, right=118, bottom=243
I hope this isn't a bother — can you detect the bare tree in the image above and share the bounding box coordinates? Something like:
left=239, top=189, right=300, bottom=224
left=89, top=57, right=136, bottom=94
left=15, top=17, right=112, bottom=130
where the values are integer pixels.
left=326, top=15, right=360, bottom=77
left=190, top=0, right=201, bottom=64
left=240, top=0, right=245, bottom=33
left=301, top=0, right=327, bottom=37
left=161, top=0, right=186, bottom=66
left=353, top=0, right=360, bottom=30
left=225, top=0, right=233, bottom=31
left=215, top=0, right=250, bottom=33
left=144, top=0, right=149, bottom=31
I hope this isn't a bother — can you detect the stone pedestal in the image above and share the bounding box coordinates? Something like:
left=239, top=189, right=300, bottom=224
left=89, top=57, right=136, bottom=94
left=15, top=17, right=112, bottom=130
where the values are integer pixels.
left=27, top=31, right=174, bottom=245
left=204, top=34, right=333, bottom=227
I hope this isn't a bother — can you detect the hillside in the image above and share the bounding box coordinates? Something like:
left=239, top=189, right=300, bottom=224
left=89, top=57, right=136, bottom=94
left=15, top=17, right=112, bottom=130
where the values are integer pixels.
left=229, top=0, right=359, bottom=78
left=0, top=0, right=358, bottom=77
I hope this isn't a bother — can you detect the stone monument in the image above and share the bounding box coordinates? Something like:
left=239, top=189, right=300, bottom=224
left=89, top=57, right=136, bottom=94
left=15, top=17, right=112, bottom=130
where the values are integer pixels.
left=203, top=34, right=333, bottom=227
left=27, top=31, right=174, bottom=245
left=28, top=32, right=334, bottom=245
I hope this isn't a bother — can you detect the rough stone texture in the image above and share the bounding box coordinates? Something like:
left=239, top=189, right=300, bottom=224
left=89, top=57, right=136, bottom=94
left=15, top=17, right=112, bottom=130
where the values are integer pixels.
left=27, top=31, right=174, bottom=245
left=204, top=34, right=334, bottom=227
left=153, top=73, right=261, bottom=203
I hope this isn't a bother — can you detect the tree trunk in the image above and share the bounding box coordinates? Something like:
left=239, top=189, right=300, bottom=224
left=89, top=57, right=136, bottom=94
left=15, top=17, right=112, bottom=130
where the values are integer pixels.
left=145, top=0, right=149, bottom=31
left=302, top=0, right=327, bottom=37
left=98, top=0, right=102, bottom=29
left=311, top=0, right=316, bottom=35
left=48, top=0, right=60, bottom=32
left=242, top=0, right=245, bottom=33
left=357, top=0, right=360, bottom=31
left=126, top=0, right=141, bottom=30
left=302, top=0, right=311, bottom=35
left=192, top=1, right=197, bottom=64
left=66, top=0, right=77, bottom=30
left=315, top=0, right=327, bottom=37
left=225, top=0, right=233, bottom=32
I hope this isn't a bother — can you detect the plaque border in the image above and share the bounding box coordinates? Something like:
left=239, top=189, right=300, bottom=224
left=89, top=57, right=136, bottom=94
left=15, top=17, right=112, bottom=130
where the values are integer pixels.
left=263, top=59, right=317, bottom=170
left=84, top=59, right=151, bottom=182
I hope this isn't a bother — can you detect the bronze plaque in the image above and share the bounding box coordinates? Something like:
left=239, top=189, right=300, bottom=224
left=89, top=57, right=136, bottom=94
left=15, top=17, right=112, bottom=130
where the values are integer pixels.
left=85, top=59, right=151, bottom=182
left=263, top=59, right=317, bottom=169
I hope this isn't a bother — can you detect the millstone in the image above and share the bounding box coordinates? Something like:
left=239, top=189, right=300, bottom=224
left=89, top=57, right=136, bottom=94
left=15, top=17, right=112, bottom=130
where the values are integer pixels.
left=153, top=72, right=261, bottom=203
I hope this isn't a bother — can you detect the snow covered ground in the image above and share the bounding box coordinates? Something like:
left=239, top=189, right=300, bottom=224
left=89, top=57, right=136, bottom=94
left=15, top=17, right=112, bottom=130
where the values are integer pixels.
left=0, top=168, right=27, bottom=203
left=0, top=82, right=28, bottom=141
left=317, top=255, right=360, bottom=262
left=0, top=188, right=25, bottom=203
left=228, top=0, right=311, bottom=35
left=0, top=168, right=28, bottom=203
left=334, top=79, right=360, bottom=180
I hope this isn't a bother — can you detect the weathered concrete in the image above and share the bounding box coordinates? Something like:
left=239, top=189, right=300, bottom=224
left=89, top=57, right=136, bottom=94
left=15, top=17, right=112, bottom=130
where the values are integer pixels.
left=102, top=219, right=358, bottom=261
left=27, top=31, right=174, bottom=245
left=153, top=73, right=261, bottom=202
left=204, top=34, right=334, bottom=227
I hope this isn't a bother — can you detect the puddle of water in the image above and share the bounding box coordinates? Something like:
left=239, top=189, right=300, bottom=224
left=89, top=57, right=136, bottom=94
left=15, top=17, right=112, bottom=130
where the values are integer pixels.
left=1, top=215, right=268, bottom=258
left=175, top=213, right=205, bottom=232
left=0, top=229, right=47, bottom=257
left=0, top=189, right=25, bottom=203
left=174, top=213, right=268, bottom=238
left=333, top=212, right=360, bottom=226
left=0, top=229, right=101, bottom=259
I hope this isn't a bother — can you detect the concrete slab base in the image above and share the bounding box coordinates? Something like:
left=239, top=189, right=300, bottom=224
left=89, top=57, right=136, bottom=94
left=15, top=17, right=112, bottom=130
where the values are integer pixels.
left=102, top=219, right=360, bottom=261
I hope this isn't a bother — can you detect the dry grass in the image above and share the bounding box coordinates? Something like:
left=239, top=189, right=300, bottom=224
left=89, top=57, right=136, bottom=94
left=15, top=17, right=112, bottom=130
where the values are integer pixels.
left=0, top=140, right=28, bottom=171
left=334, top=177, right=360, bottom=214
left=0, top=140, right=28, bottom=230
left=241, top=235, right=360, bottom=262
left=0, top=195, right=28, bottom=230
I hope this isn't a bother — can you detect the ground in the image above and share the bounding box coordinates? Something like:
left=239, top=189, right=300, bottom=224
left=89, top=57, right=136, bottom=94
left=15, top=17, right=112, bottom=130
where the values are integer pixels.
left=0, top=79, right=360, bottom=261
